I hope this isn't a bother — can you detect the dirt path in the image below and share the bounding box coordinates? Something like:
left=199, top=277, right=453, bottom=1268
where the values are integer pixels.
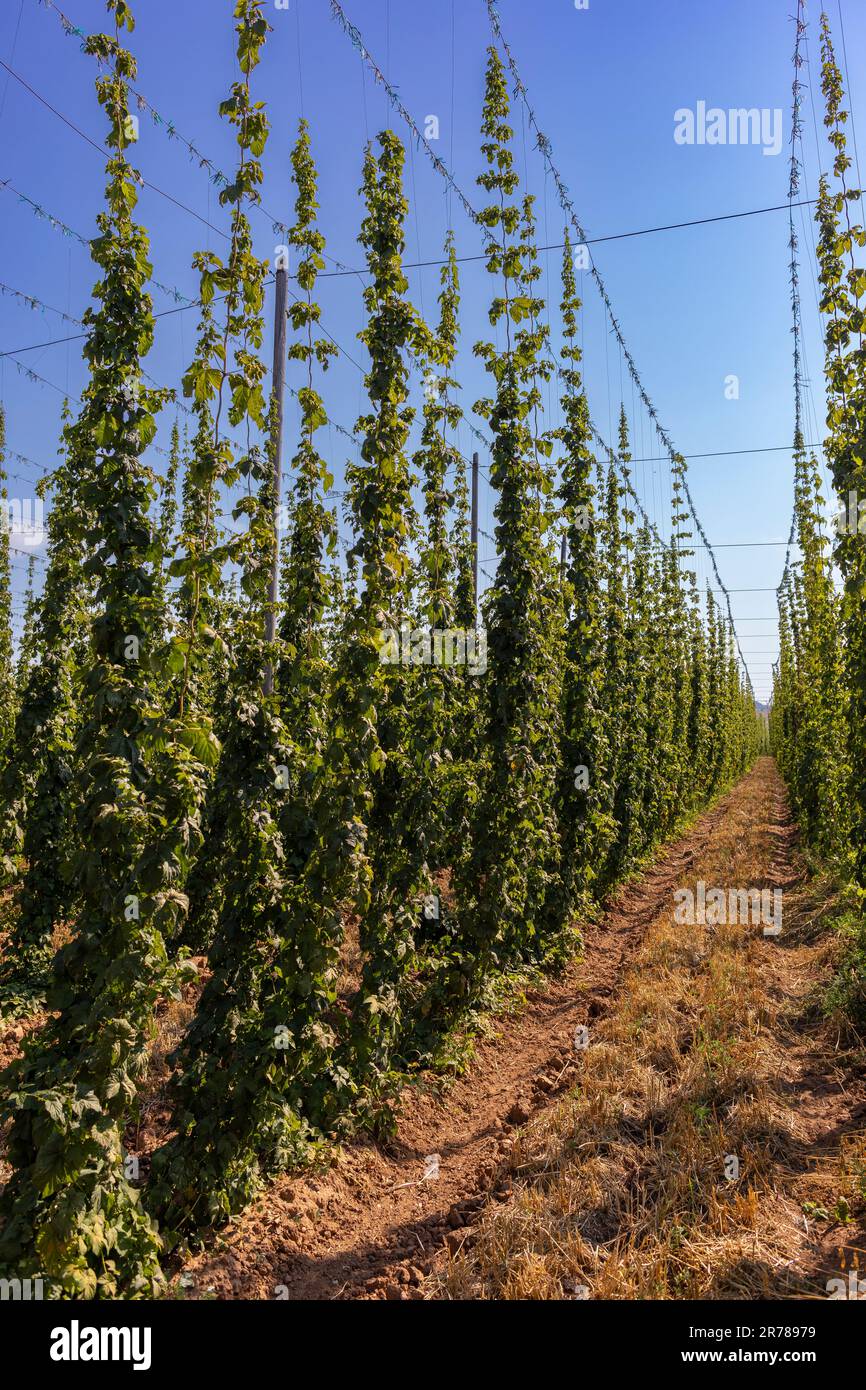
left=434, top=756, right=866, bottom=1301
left=181, top=775, right=762, bottom=1301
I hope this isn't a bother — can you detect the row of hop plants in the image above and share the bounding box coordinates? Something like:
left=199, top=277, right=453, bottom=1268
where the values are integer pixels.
left=0, top=0, right=761, bottom=1297
left=770, top=13, right=866, bottom=939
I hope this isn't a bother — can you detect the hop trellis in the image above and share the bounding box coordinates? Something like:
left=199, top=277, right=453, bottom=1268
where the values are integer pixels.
left=10, top=0, right=862, bottom=1309
left=771, top=8, right=866, bottom=891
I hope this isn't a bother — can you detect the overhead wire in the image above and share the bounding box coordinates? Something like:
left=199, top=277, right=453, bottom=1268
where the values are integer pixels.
left=482, top=0, right=754, bottom=691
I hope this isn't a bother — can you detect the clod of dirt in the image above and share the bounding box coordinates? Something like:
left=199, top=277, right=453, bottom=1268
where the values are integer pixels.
left=506, top=1098, right=531, bottom=1126
left=445, top=1228, right=475, bottom=1256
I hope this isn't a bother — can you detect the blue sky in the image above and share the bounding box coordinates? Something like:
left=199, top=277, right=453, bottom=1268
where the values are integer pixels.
left=1, top=0, right=864, bottom=700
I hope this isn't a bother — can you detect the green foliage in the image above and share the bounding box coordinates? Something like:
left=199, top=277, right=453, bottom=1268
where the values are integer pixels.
left=15, top=557, right=38, bottom=696
left=599, top=442, right=629, bottom=881
left=0, top=0, right=206, bottom=1297
left=415, top=233, right=461, bottom=636
left=544, top=232, right=610, bottom=928
left=772, top=13, right=864, bottom=906
left=0, top=410, right=89, bottom=1010
left=455, top=48, right=565, bottom=976
left=154, top=418, right=182, bottom=629
left=772, top=437, right=848, bottom=860
left=0, top=407, right=16, bottom=763
left=146, top=0, right=320, bottom=1228
left=411, top=233, right=480, bottom=874
left=0, top=18, right=765, bottom=1299
left=277, top=118, right=338, bottom=876
left=344, top=130, right=430, bottom=1089
left=452, top=448, right=476, bottom=633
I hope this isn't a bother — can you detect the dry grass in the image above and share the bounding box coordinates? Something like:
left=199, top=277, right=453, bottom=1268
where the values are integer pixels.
left=438, top=766, right=861, bottom=1301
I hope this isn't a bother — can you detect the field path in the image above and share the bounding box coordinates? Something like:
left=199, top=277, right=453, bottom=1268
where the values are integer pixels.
left=182, top=774, right=758, bottom=1300
left=435, top=756, right=866, bottom=1301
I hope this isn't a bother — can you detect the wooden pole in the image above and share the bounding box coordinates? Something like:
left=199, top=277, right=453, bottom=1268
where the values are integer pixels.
left=560, top=529, right=568, bottom=579
left=263, top=261, right=288, bottom=696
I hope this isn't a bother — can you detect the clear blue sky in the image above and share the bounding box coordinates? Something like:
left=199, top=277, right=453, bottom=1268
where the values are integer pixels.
left=1, top=0, right=864, bottom=700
